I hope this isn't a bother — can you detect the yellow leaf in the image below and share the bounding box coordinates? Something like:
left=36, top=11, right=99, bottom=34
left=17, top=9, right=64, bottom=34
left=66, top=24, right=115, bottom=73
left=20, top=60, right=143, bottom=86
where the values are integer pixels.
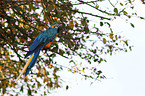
left=20, top=11, right=22, bottom=14
left=1, top=73, right=5, bottom=79
left=42, top=69, right=45, bottom=75
left=20, top=23, right=23, bottom=27
left=40, top=26, right=44, bottom=30
left=110, top=34, right=114, bottom=40
left=12, top=82, right=16, bottom=88
left=1, top=51, right=4, bottom=54
left=7, top=60, right=11, bottom=62
left=82, top=69, right=85, bottom=73
left=4, top=9, right=8, bottom=12
left=25, top=76, right=30, bottom=81
left=43, top=78, right=48, bottom=83
left=2, top=20, right=5, bottom=23
left=123, top=11, right=128, bottom=15
left=103, top=38, right=107, bottom=44
left=95, top=5, right=99, bottom=8
left=69, top=21, right=74, bottom=29
left=0, top=65, right=2, bottom=71
left=1, top=60, right=5, bottom=63
left=73, top=68, right=76, bottom=73
left=20, top=18, right=23, bottom=22
left=34, top=78, right=37, bottom=81
left=48, top=64, right=52, bottom=68
left=25, top=25, right=29, bottom=29
left=9, top=14, right=14, bottom=18
left=16, top=39, right=20, bottom=42
left=20, top=5, right=24, bottom=9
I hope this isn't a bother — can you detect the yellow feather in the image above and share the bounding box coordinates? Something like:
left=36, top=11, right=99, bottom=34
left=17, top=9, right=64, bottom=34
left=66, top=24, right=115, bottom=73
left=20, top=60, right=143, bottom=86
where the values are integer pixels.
left=15, top=53, right=34, bottom=83
left=51, top=25, right=55, bottom=28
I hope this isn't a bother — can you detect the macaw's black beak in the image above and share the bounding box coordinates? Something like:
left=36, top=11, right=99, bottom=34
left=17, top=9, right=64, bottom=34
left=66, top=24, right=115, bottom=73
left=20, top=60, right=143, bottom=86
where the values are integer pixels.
left=57, top=24, right=64, bottom=33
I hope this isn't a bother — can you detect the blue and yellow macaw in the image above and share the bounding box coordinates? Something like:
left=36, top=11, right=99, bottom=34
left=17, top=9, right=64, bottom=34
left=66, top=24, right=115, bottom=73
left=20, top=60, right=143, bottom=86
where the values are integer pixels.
left=15, top=22, right=63, bottom=83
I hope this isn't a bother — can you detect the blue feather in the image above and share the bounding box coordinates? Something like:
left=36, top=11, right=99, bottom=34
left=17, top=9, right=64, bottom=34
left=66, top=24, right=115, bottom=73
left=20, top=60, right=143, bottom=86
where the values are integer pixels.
left=28, top=28, right=57, bottom=52
left=25, top=37, right=56, bottom=58
left=29, top=39, right=42, bottom=51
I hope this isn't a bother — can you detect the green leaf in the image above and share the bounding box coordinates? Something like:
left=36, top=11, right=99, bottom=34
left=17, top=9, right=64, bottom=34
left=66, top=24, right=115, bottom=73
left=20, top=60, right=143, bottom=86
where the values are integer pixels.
left=52, top=47, right=58, bottom=53
left=110, top=28, right=113, bottom=33
left=100, top=22, right=103, bottom=26
left=86, top=36, right=89, bottom=39
left=84, top=26, right=89, bottom=33
left=124, top=40, right=128, bottom=46
left=129, top=46, right=132, bottom=51
left=128, top=15, right=131, bottom=18
left=128, top=0, right=132, bottom=4
left=81, top=19, right=87, bottom=26
left=28, top=88, right=31, bottom=95
left=114, top=8, right=118, bottom=13
left=120, top=3, right=123, bottom=6
left=20, top=85, right=23, bottom=92
left=59, top=49, right=65, bottom=56
left=44, top=91, right=47, bottom=95
left=140, top=17, right=144, bottom=19
left=66, top=85, right=69, bottom=90
left=105, top=22, right=111, bottom=27
left=97, top=70, right=102, bottom=75
left=130, top=23, right=135, bottom=28
left=94, top=59, right=98, bottom=62
left=10, top=55, right=14, bottom=57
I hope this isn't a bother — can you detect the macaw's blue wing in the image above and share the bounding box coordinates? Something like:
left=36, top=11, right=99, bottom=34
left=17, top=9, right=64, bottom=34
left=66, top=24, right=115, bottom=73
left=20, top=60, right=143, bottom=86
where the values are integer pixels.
left=25, top=28, right=58, bottom=58
left=25, top=39, right=42, bottom=58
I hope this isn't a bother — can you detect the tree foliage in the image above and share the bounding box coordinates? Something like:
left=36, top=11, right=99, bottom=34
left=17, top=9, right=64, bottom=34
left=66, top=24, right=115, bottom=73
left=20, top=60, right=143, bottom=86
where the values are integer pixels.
left=0, top=0, right=144, bottom=95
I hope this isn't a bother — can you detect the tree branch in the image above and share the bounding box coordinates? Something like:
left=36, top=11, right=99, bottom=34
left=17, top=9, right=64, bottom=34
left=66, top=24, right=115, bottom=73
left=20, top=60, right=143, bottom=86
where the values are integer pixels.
left=78, top=0, right=115, bottom=16
left=76, top=11, right=111, bottom=20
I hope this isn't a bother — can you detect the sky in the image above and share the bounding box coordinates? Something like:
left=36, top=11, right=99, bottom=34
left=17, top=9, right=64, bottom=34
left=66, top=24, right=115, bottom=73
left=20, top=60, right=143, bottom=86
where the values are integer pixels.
left=49, top=1, right=145, bottom=96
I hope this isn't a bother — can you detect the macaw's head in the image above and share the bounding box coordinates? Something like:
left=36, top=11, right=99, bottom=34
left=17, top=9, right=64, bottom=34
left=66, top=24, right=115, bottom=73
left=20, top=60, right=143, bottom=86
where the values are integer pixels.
left=55, top=24, right=64, bottom=33
left=50, top=22, right=64, bottom=33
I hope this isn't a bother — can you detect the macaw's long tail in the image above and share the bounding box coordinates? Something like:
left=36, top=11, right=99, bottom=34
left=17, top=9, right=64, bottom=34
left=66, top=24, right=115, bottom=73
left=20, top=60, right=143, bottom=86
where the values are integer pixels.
left=25, top=50, right=40, bottom=76
left=15, top=50, right=40, bottom=83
